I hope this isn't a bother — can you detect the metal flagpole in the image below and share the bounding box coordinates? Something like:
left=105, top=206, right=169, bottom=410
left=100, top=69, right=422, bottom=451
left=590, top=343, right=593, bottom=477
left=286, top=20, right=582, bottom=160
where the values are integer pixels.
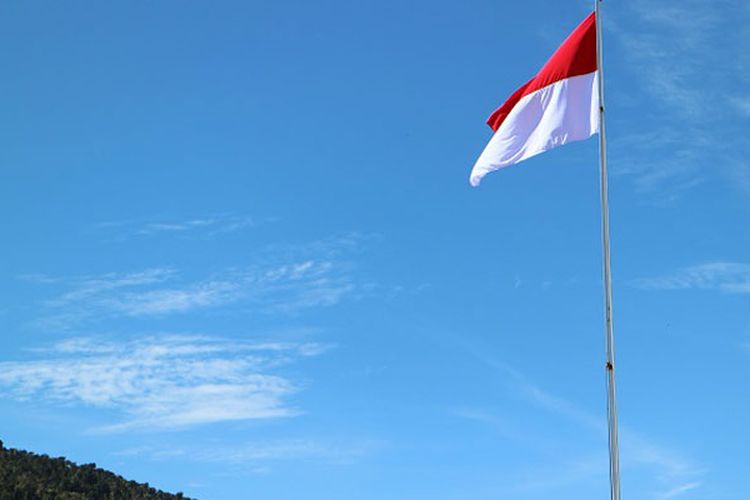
left=594, top=1, right=622, bottom=499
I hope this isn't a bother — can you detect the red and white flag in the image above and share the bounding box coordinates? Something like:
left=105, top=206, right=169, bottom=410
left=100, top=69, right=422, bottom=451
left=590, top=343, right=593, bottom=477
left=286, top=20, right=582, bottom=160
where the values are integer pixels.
left=470, top=13, right=599, bottom=187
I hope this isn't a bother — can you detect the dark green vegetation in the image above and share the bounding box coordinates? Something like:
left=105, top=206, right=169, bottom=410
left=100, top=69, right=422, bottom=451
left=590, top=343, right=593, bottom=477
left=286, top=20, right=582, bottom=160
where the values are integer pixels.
left=0, top=440, right=193, bottom=500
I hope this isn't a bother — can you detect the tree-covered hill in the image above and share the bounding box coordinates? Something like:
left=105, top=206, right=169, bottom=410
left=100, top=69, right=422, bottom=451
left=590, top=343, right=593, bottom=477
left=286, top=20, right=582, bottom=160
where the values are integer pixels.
left=0, top=440, right=193, bottom=500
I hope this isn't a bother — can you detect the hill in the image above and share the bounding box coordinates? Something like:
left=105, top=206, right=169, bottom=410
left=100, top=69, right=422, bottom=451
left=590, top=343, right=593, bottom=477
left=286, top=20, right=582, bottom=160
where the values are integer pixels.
left=0, top=440, right=193, bottom=500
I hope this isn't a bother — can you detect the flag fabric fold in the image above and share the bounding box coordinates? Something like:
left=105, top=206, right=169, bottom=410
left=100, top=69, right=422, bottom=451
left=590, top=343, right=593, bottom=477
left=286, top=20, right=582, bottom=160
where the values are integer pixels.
left=470, top=12, right=599, bottom=187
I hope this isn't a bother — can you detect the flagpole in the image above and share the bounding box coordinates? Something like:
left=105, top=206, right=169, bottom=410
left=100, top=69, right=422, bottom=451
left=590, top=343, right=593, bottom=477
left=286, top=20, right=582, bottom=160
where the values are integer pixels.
left=594, top=1, right=622, bottom=499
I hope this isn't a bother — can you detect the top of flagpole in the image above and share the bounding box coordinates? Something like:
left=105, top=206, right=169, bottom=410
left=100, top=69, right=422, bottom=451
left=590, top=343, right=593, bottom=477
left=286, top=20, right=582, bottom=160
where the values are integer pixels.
left=595, top=0, right=606, bottom=110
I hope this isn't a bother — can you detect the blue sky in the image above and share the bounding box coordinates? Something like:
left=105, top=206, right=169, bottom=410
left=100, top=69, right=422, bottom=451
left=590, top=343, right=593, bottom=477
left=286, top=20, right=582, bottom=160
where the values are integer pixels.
left=1, top=0, right=748, bottom=499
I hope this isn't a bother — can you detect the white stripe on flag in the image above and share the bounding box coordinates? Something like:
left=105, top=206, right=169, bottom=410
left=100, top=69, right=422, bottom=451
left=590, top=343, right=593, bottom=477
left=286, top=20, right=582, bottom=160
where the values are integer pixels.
left=470, top=71, right=600, bottom=187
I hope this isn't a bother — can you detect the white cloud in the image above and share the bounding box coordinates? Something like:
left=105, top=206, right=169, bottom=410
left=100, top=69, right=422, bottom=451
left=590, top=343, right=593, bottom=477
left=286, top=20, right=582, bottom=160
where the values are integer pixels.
left=519, top=382, right=705, bottom=497
left=115, top=438, right=381, bottom=469
left=48, top=268, right=177, bottom=306
left=729, top=95, right=750, bottom=117
left=95, top=214, right=256, bottom=239
left=502, top=370, right=704, bottom=487
left=658, top=481, right=702, bottom=499
left=612, top=0, right=730, bottom=117
left=452, top=341, right=704, bottom=498
left=194, top=439, right=377, bottom=465
left=632, top=262, right=750, bottom=293
left=103, top=280, right=240, bottom=316
left=0, top=335, right=328, bottom=432
left=607, top=0, right=749, bottom=200
left=609, top=129, right=706, bottom=198
left=29, top=237, right=365, bottom=328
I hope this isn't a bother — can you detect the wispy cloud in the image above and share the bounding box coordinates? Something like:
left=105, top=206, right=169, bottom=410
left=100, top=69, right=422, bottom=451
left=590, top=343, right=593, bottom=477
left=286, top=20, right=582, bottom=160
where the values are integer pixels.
left=729, top=95, right=750, bottom=117
left=608, top=0, right=749, bottom=201
left=47, top=268, right=178, bottom=306
left=452, top=339, right=704, bottom=497
left=27, top=236, right=365, bottom=329
left=657, top=481, right=702, bottom=499
left=632, top=262, right=750, bottom=293
left=609, top=129, right=706, bottom=198
left=0, top=335, right=329, bottom=432
left=116, top=439, right=380, bottom=467
left=504, top=370, right=705, bottom=488
left=95, top=213, right=257, bottom=239
left=612, top=0, right=747, bottom=118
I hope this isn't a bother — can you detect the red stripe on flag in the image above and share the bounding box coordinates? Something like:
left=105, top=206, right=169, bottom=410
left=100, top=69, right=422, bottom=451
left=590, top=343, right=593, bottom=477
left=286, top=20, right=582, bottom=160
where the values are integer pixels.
left=487, top=12, right=597, bottom=132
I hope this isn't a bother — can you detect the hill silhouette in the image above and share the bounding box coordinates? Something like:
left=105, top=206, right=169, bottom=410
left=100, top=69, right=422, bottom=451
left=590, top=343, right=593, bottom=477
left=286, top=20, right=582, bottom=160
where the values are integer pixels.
left=0, top=440, right=193, bottom=500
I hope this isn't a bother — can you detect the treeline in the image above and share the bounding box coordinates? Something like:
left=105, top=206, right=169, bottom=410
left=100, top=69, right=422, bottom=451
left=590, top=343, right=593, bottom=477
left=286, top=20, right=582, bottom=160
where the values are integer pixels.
left=0, top=440, right=193, bottom=500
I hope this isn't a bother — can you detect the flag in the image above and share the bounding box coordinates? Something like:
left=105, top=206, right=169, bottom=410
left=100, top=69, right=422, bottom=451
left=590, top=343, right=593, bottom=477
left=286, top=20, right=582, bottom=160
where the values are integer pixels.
left=470, top=12, right=599, bottom=187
